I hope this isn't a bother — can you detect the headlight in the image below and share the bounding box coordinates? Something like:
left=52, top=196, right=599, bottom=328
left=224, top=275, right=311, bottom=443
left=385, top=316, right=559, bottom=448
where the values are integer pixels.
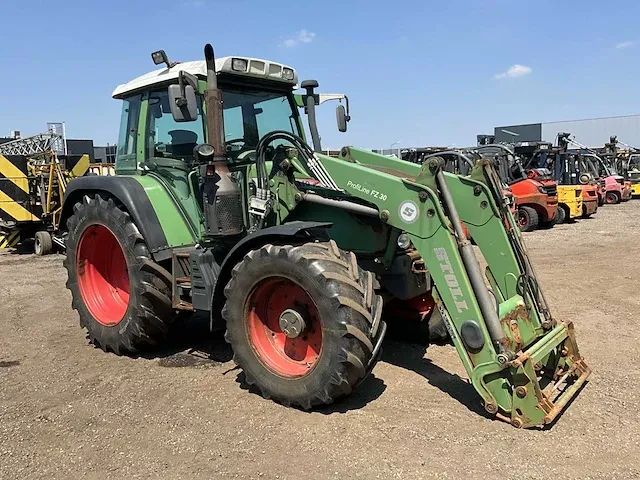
left=282, top=68, right=295, bottom=80
left=232, top=58, right=248, bottom=72
left=537, top=185, right=547, bottom=194
left=194, top=143, right=215, bottom=163
left=397, top=233, right=412, bottom=249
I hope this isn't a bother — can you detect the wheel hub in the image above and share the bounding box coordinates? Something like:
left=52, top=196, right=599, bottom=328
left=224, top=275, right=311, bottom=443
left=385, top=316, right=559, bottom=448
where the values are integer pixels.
left=279, top=309, right=306, bottom=338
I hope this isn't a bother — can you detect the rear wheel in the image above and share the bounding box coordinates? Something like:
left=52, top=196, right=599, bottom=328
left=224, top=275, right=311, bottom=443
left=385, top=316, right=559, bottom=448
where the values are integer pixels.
left=64, top=194, right=176, bottom=354
left=34, top=231, right=53, bottom=256
left=517, top=206, right=539, bottom=232
left=606, top=191, right=621, bottom=204
left=223, top=240, right=385, bottom=409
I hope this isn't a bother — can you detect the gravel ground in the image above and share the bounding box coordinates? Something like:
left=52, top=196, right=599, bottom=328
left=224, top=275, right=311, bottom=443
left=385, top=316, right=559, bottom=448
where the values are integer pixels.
left=1, top=201, right=639, bottom=479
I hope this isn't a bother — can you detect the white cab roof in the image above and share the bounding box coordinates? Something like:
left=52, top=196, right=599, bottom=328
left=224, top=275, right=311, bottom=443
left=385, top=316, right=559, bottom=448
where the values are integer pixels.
left=112, top=57, right=297, bottom=99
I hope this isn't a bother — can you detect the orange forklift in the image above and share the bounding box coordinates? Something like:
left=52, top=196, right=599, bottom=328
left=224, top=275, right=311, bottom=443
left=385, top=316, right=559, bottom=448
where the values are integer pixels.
left=475, top=136, right=559, bottom=231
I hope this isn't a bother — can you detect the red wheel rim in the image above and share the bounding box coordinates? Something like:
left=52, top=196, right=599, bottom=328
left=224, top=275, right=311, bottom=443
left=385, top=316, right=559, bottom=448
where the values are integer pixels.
left=517, top=211, right=528, bottom=227
left=246, top=277, right=322, bottom=377
left=77, top=224, right=130, bottom=326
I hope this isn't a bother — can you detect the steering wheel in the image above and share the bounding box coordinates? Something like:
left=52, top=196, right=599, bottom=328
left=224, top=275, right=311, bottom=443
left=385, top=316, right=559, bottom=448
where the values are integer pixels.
left=225, top=138, right=246, bottom=146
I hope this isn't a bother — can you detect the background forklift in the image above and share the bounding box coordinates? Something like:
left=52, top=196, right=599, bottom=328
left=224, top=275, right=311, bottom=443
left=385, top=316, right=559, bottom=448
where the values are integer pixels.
left=474, top=137, right=559, bottom=231
left=517, top=139, right=587, bottom=222
left=598, top=136, right=633, bottom=202
left=566, top=136, right=630, bottom=204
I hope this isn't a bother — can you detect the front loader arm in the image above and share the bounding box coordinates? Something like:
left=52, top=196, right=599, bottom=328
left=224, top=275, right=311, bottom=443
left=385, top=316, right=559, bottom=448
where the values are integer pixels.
left=313, top=148, right=591, bottom=428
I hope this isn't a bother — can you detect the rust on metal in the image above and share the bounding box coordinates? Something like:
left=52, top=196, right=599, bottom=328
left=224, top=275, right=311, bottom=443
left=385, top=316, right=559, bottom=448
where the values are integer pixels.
left=500, top=303, right=528, bottom=350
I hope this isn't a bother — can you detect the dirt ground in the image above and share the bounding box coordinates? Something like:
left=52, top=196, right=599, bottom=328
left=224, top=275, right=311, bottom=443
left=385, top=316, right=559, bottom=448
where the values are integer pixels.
left=1, top=201, right=640, bottom=480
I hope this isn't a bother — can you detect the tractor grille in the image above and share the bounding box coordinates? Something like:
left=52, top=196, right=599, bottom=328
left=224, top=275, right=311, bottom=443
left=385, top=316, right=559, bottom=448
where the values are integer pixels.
left=216, top=194, right=244, bottom=233
left=205, top=193, right=244, bottom=235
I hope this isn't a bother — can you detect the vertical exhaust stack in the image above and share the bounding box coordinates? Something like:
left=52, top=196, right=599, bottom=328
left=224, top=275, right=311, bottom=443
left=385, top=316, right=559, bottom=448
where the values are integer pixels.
left=202, top=43, right=244, bottom=237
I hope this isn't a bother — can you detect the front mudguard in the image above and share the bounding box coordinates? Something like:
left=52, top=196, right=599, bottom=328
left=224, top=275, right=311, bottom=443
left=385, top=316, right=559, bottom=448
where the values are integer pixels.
left=61, top=176, right=177, bottom=261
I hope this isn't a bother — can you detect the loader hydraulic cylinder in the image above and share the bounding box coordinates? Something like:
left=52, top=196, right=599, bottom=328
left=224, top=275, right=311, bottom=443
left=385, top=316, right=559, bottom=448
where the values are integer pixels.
left=434, top=164, right=511, bottom=357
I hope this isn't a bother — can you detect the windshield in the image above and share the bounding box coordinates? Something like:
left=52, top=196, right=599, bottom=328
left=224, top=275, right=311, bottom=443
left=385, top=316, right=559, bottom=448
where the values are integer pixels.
left=629, top=154, right=640, bottom=171
left=221, top=87, right=301, bottom=149
left=144, top=86, right=301, bottom=163
left=583, top=157, right=599, bottom=176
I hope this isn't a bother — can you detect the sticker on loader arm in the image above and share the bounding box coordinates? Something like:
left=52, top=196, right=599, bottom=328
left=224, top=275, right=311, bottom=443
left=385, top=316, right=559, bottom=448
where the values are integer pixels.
left=398, top=200, right=419, bottom=223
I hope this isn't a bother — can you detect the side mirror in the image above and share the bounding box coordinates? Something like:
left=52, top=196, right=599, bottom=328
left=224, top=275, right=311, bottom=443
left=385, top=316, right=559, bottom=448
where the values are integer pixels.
left=169, top=71, right=198, bottom=122
left=336, top=104, right=348, bottom=132
left=169, top=84, right=197, bottom=122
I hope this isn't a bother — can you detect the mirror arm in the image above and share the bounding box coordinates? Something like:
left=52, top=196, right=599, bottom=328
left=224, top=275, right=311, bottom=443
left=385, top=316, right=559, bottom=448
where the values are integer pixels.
left=178, top=71, right=199, bottom=102
left=343, top=96, right=351, bottom=121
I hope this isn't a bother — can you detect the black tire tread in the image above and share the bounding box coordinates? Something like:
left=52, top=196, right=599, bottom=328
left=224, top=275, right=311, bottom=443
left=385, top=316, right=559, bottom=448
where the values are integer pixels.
left=64, top=194, right=175, bottom=354
left=34, top=231, right=53, bottom=256
left=518, top=206, right=539, bottom=232
left=222, top=240, right=383, bottom=409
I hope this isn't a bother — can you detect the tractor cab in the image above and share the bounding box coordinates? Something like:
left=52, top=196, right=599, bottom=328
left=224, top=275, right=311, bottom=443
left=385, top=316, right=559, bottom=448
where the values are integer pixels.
left=113, top=55, right=305, bottom=171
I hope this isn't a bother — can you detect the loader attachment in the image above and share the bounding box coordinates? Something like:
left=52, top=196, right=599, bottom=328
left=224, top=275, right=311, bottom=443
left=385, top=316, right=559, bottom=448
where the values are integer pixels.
left=317, top=148, right=591, bottom=428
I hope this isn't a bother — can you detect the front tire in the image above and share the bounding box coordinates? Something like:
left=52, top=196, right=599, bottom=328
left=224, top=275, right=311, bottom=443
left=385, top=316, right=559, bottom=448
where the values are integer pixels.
left=64, top=194, right=176, bottom=354
left=223, top=240, right=385, bottom=409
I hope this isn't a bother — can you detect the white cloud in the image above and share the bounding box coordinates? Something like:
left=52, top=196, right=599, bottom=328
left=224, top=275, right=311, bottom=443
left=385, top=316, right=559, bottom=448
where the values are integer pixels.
left=615, top=40, right=634, bottom=49
left=281, top=29, right=316, bottom=48
left=494, top=64, right=532, bottom=80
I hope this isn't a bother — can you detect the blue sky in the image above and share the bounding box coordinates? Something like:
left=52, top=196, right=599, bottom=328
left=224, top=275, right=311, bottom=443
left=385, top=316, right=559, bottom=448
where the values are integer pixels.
left=1, top=0, right=639, bottom=150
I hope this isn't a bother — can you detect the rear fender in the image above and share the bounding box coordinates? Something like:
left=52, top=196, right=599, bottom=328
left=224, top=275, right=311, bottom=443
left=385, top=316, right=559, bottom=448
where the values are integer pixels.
left=61, top=176, right=179, bottom=261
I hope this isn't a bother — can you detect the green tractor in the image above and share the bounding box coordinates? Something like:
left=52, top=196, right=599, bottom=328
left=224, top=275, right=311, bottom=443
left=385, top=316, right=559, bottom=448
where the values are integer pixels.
left=60, top=44, right=591, bottom=428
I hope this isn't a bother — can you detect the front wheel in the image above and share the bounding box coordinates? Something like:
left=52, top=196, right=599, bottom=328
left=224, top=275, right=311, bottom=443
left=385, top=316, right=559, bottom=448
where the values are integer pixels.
left=223, top=240, right=385, bottom=409
left=64, top=194, right=176, bottom=354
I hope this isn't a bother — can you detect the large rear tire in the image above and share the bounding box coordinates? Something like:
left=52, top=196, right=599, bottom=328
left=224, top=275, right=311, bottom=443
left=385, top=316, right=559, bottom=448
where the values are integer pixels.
left=222, top=240, right=385, bottom=409
left=64, top=194, right=176, bottom=354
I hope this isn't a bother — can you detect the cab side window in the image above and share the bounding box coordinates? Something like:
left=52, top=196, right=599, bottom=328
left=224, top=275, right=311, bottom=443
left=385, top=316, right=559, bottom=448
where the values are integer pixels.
left=146, top=90, right=205, bottom=161
left=116, top=94, right=142, bottom=171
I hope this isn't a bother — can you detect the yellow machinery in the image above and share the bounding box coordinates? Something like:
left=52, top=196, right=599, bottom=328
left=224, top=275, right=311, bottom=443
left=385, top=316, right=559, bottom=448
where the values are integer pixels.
left=0, top=132, right=111, bottom=253
left=557, top=185, right=583, bottom=221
